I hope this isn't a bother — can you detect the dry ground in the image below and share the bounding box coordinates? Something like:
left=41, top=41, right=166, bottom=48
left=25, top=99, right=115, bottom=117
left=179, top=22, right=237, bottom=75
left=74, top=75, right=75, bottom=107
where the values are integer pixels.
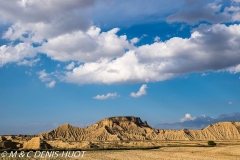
left=1, top=145, right=239, bottom=160
left=83, top=145, right=240, bottom=160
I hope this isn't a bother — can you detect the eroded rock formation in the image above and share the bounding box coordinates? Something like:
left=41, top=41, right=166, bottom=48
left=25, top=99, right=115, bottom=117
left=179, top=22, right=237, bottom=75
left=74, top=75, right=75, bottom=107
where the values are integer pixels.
left=39, top=117, right=240, bottom=141
left=1, top=117, right=240, bottom=150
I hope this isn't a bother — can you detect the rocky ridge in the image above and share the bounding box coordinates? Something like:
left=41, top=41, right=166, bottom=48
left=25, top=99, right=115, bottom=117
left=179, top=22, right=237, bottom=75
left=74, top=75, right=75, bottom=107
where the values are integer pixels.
left=1, top=116, right=240, bottom=150
left=39, top=116, right=240, bottom=141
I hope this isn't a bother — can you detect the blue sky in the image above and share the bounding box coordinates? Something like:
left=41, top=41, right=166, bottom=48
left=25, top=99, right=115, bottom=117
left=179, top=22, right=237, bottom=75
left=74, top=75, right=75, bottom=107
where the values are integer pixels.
left=0, top=0, right=240, bottom=135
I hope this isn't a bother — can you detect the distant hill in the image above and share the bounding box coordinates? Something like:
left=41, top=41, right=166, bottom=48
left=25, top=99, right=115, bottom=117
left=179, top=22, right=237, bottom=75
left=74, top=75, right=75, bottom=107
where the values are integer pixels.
left=39, top=116, right=240, bottom=141
left=40, top=116, right=153, bottom=141
left=1, top=116, right=240, bottom=150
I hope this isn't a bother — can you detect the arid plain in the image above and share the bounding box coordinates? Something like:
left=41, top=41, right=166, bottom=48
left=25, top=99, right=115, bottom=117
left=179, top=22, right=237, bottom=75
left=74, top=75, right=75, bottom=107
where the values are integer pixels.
left=84, top=145, right=240, bottom=160
left=1, top=144, right=240, bottom=160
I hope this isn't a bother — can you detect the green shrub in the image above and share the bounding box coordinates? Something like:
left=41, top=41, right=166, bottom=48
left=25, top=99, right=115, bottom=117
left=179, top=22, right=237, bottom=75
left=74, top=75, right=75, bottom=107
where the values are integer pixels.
left=207, top=140, right=216, bottom=146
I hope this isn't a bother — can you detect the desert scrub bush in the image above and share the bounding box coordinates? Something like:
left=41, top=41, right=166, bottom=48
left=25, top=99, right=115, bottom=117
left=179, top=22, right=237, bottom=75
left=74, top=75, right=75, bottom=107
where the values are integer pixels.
left=207, top=140, right=216, bottom=146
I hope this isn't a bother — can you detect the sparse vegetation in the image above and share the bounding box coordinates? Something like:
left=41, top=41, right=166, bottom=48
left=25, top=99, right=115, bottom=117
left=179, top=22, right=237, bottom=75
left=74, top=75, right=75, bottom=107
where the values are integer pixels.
left=207, top=140, right=216, bottom=146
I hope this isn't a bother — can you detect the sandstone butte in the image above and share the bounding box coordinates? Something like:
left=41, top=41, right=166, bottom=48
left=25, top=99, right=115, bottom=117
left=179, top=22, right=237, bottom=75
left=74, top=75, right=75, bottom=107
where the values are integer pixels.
left=1, top=116, right=240, bottom=150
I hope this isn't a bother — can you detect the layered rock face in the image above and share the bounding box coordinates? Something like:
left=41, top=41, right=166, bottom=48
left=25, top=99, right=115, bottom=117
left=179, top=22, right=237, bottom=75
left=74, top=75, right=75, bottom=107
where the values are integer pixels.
left=39, top=117, right=240, bottom=141
left=40, top=124, right=87, bottom=141
left=1, top=117, right=240, bottom=150
left=40, top=116, right=153, bottom=141
left=23, top=137, right=51, bottom=150
left=155, top=122, right=240, bottom=140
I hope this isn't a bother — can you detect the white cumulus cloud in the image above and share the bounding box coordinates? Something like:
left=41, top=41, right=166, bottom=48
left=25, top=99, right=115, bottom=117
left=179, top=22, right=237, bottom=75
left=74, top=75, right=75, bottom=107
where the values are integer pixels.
left=159, top=112, right=240, bottom=129
left=167, top=0, right=240, bottom=24
left=93, top=93, right=119, bottom=100
left=64, top=51, right=173, bottom=84
left=38, top=70, right=50, bottom=82
left=0, top=0, right=97, bottom=43
left=1, top=0, right=240, bottom=88
left=180, top=113, right=196, bottom=122
left=227, top=64, right=240, bottom=74
left=0, top=0, right=98, bottom=68
left=17, top=57, right=40, bottom=66
left=40, top=27, right=133, bottom=62
left=37, top=70, right=57, bottom=88
left=0, top=43, right=37, bottom=66
left=66, top=62, right=75, bottom=70
left=130, top=84, right=147, bottom=98
left=154, top=36, right=161, bottom=42
left=46, top=80, right=56, bottom=88
left=64, top=24, right=240, bottom=85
